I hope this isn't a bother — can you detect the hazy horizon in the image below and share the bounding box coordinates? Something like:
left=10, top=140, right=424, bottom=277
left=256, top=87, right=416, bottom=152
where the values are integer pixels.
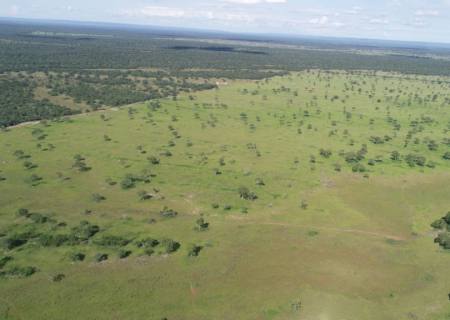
left=1, top=0, right=450, bottom=44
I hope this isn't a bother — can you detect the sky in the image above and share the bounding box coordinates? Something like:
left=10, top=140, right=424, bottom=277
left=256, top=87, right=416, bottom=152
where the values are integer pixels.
left=1, top=0, right=450, bottom=43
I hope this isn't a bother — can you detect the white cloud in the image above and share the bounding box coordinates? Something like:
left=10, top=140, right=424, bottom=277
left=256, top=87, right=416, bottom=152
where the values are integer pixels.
left=309, top=16, right=329, bottom=25
left=369, top=18, right=389, bottom=24
left=415, top=9, right=439, bottom=16
left=343, top=6, right=362, bottom=15
left=9, top=5, right=19, bottom=16
left=332, top=22, right=345, bottom=28
left=122, top=6, right=187, bottom=18
left=139, top=6, right=185, bottom=18
left=222, top=0, right=287, bottom=4
left=411, top=18, right=427, bottom=27
left=121, top=6, right=256, bottom=23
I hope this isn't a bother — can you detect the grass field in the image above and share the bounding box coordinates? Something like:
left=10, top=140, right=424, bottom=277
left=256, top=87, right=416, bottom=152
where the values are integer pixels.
left=1, top=70, right=449, bottom=320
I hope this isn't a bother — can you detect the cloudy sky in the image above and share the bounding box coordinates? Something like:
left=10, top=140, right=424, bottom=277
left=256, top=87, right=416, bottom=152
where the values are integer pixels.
left=1, top=0, right=450, bottom=43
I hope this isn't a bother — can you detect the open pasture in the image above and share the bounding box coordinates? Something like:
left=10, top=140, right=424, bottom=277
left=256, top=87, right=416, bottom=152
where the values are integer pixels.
left=1, top=70, right=450, bottom=319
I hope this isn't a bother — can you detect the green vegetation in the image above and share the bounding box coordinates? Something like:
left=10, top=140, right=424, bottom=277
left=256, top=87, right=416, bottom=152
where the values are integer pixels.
left=0, top=32, right=449, bottom=319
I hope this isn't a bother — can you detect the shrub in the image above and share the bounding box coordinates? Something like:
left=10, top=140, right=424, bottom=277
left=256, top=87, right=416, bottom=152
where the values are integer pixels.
left=443, top=212, right=450, bottom=224
left=70, top=252, right=86, bottom=262
left=426, top=161, right=436, bottom=168
left=255, top=178, right=265, bottom=186
left=319, top=149, right=332, bottom=158
left=52, top=273, right=65, bottom=282
left=160, top=207, right=178, bottom=218
left=390, top=151, right=401, bottom=161
left=120, top=173, right=151, bottom=189
left=94, top=253, right=108, bottom=262
left=369, top=136, right=384, bottom=144
left=161, top=239, right=180, bottom=254
left=94, top=235, right=131, bottom=247
left=72, top=156, right=91, bottom=172
left=144, top=248, right=155, bottom=256
left=405, top=154, right=426, bottom=167
left=118, top=250, right=132, bottom=259
left=352, top=163, right=367, bottom=172
left=120, top=177, right=135, bottom=189
left=105, top=178, right=117, bottom=186
left=238, top=187, right=257, bottom=200
left=2, top=234, right=28, bottom=250
left=17, top=208, right=30, bottom=217
left=188, top=244, right=203, bottom=257
left=28, top=174, right=43, bottom=186
left=28, top=212, right=53, bottom=224
left=0, top=256, right=13, bottom=268
left=147, top=156, right=160, bottom=165
left=138, top=190, right=153, bottom=200
left=434, top=232, right=450, bottom=250
left=300, top=200, right=308, bottom=210
left=92, top=193, right=106, bottom=202
left=195, top=217, right=209, bottom=231
left=69, top=221, right=100, bottom=243
left=136, top=238, right=159, bottom=248
left=431, top=218, right=447, bottom=230
left=431, top=212, right=450, bottom=230
left=307, top=230, right=319, bottom=237
left=211, top=203, right=219, bottom=209
left=38, top=234, right=69, bottom=247
left=23, top=161, right=37, bottom=170
left=344, top=152, right=361, bottom=163
left=2, top=266, right=37, bottom=278
left=443, top=152, right=450, bottom=160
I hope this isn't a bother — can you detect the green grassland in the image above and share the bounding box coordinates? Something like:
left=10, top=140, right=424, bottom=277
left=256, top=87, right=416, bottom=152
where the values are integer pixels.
left=0, top=70, right=450, bottom=320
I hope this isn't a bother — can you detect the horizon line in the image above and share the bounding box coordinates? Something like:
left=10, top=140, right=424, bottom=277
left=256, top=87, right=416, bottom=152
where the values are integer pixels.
left=1, top=16, right=450, bottom=48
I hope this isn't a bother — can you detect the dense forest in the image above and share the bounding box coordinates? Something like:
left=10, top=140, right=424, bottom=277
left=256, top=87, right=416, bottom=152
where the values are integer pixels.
left=0, top=79, right=76, bottom=127
left=1, top=22, right=450, bottom=76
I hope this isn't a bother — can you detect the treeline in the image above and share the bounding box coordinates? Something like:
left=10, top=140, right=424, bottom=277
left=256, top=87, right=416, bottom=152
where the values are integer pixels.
left=0, top=80, right=77, bottom=127
left=1, top=22, right=450, bottom=76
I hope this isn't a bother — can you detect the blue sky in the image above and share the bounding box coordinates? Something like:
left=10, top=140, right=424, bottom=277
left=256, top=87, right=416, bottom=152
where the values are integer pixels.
left=1, top=0, right=450, bottom=43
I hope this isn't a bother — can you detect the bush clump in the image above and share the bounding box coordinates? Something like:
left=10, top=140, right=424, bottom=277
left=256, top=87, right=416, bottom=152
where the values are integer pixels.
left=94, top=235, right=131, bottom=247
left=120, top=173, right=151, bottom=190
left=0, top=266, right=37, bottom=278
left=52, top=273, right=65, bottom=282
left=187, top=244, right=203, bottom=257
left=160, top=207, right=178, bottom=218
left=38, top=233, right=70, bottom=247
left=69, top=221, right=100, bottom=243
left=431, top=212, right=450, bottom=231
left=72, top=155, right=91, bottom=172
left=91, top=193, right=106, bottom=202
left=405, top=154, right=426, bottom=167
left=161, top=239, right=180, bottom=254
left=2, top=234, right=28, bottom=250
left=434, top=232, right=450, bottom=249
left=431, top=212, right=450, bottom=250
left=135, top=238, right=159, bottom=248
left=238, top=187, right=258, bottom=200
left=94, top=253, right=108, bottom=262
left=70, top=252, right=86, bottom=262
left=118, top=250, right=132, bottom=259
left=195, top=217, right=209, bottom=231
left=0, top=256, right=13, bottom=268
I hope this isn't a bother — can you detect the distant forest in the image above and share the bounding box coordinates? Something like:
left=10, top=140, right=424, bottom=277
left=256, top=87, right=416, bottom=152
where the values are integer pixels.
left=1, top=20, right=450, bottom=127
left=2, top=21, right=450, bottom=76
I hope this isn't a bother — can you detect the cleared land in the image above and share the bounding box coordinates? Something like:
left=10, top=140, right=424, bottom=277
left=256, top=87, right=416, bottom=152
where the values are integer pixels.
left=0, top=71, right=450, bottom=320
